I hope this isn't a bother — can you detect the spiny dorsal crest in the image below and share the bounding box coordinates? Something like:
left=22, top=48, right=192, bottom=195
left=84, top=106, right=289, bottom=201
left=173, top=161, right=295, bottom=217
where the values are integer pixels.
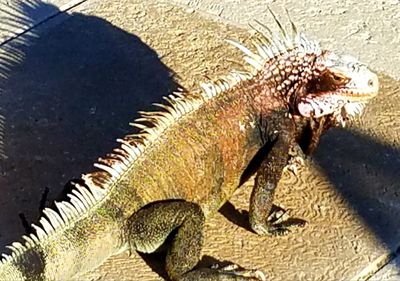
left=226, top=8, right=321, bottom=72
left=0, top=91, right=208, bottom=264
left=0, top=9, right=318, bottom=265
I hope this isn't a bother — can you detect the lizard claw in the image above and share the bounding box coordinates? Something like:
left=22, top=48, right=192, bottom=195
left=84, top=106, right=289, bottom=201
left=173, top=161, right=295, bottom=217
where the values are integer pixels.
left=285, top=156, right=305, bottom=175
left=254, top=205, right=307, bottom=236
left=267, top=218, right=307, bottom=236
left=215, top=264, right=267, bottom=281
left=267, top=205, right=290, bottom=223
left=285, top=144, right=307, bottom=176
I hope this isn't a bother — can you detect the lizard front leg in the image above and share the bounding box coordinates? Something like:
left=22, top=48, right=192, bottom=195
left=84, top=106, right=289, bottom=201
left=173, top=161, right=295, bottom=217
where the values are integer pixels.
left=249, top=117, right=306, bottom=236
left=127, top=200, right=266, bottom=281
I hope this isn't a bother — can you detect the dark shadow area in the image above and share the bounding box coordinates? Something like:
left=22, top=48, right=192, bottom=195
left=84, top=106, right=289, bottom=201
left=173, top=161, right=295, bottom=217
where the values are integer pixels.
left=140, top=250, right=238, bottom=281
left=139, top=252, right=168, bottom=280
left=314, top=127, right=400, bottom=249
left=219, top=201, right=250, bottom=231
left=0, top=1, right=51, bottom=160
left=0, top=0, right=177, bottom=258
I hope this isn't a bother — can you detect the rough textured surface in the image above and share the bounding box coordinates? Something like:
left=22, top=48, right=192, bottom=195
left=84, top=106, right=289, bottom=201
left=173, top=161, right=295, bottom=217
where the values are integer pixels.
left=170, top=0, right=400, bottom=81
left=0, top=0, right=399, bottom=280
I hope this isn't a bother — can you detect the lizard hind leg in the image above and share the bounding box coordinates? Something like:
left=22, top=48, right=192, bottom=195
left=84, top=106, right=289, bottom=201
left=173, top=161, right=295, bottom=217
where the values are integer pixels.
left=127, top=200, right=266, bottom=281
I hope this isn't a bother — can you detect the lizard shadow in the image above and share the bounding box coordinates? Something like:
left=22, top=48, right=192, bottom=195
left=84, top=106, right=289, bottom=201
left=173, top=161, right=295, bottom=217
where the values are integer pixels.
left=140, top=250, right=240, bottom=281
left=0, top=0, right=179, bottom=250
left=314, top=127, right=400, bottom=249
left=220, top=201, right=250, bottom=231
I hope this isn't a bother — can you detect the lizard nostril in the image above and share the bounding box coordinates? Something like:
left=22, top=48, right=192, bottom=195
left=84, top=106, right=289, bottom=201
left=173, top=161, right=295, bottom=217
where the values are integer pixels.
left=368, top=79, right=374, bottom=87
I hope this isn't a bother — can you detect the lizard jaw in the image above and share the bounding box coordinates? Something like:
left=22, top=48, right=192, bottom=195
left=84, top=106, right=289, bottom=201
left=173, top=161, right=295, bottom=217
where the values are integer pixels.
left=296, top=90, right=373, bottom=125
left=297, top=57, right=379, bottom=124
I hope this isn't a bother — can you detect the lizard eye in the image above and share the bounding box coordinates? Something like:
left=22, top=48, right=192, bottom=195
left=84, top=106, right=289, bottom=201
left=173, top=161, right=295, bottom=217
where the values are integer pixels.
left=368, top=79, right=374, bottom=87
left=331, top=73, right=347, bottom=84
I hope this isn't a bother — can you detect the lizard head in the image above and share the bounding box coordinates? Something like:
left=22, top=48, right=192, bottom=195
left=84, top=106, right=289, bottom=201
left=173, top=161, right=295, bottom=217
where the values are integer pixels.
left=227, top=11, right=379, bottom=127
left=297, top=51, right=379, bottom=126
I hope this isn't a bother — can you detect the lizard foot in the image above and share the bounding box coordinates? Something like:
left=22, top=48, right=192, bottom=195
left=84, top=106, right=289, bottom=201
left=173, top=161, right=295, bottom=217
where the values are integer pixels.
left=265, top=218, right=307, bottom=236
left=267, top=205, right=289, bottom=224
left=254, top=205, right=307, bottom=236
left=269, top=206, right=306, bottom=236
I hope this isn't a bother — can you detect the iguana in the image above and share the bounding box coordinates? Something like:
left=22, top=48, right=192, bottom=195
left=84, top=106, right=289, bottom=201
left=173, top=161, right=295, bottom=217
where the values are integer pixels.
left=0, top=10, right=379, bottom=281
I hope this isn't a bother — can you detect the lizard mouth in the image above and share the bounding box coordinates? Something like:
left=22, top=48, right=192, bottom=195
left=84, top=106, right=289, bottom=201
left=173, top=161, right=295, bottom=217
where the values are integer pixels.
left=297, top=67, right=379, bottom=121
left=336, top=89, right=378, bottom=99
left=335, top=78, right=379, bottom=101
left=297, top=95, right=366, bottom=127
left=307, top=76, right=379, bottom=102
left=296, top=88, right=376, bottom=121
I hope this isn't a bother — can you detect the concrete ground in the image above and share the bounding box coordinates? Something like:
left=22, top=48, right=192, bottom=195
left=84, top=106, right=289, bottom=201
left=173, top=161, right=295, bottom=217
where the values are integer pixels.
left=0, top=0, right=399, bottom=280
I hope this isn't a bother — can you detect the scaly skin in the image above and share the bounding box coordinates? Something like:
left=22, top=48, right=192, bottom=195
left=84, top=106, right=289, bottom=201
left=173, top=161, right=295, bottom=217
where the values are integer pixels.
left=0, top=12, right=379, bottom=281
